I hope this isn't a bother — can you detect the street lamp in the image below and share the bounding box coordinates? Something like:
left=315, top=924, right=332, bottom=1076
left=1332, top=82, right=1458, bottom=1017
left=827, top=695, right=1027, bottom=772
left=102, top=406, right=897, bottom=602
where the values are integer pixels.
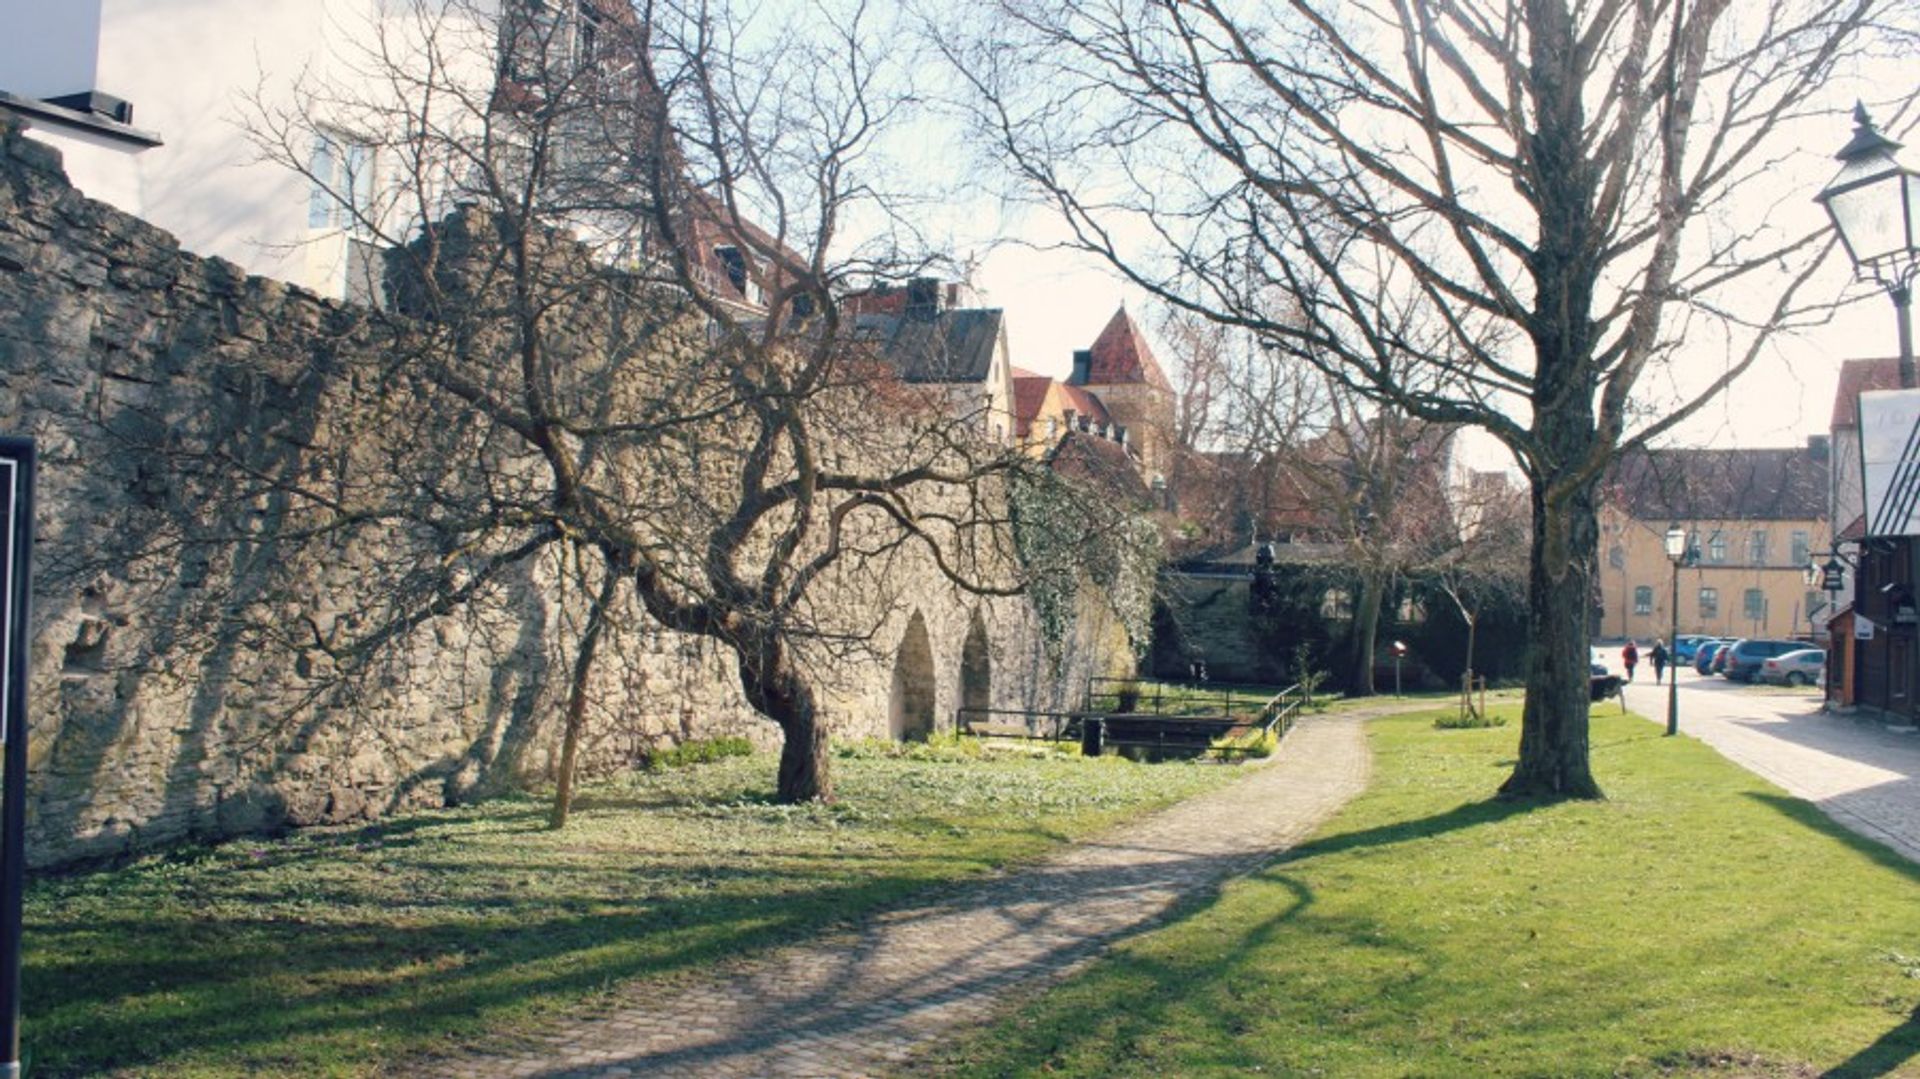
left=1816, top=103, right=1920, bottom=388
left=1664, top=524, right=1695, bottom=737
left=1821, top=555, right=1848, bottom=594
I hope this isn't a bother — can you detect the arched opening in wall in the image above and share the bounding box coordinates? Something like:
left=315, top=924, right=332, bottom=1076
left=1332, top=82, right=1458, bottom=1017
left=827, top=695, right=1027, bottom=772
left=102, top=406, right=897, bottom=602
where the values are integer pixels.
left=960, top=611, right=991, bottom=722
left=889, top=612, right=936, bottom=741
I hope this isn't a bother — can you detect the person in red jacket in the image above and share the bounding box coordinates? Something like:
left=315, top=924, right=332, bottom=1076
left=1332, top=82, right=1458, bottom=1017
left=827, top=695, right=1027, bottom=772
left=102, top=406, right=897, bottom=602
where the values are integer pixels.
left=1621, top=640, right=1640, bottom=682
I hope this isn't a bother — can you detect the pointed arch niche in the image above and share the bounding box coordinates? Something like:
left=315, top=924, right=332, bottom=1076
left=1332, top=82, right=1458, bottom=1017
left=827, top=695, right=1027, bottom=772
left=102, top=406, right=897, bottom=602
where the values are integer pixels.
left=888, top=611, right=936, bottom=740
left=959, top=610, right=991, bottom=720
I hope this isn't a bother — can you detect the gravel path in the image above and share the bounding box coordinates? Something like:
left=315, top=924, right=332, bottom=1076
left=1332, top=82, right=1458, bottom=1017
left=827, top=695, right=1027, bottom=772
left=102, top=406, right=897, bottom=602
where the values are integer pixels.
left=418, top=711, right=1374, bottom=1078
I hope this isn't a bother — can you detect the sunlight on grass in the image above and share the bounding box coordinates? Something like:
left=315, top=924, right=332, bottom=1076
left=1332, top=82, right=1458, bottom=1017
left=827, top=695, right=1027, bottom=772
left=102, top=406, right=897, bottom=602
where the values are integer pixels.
left=23, top=748, right=1236, bottom=1078
left=921, top=711, right=1920, bottom=1078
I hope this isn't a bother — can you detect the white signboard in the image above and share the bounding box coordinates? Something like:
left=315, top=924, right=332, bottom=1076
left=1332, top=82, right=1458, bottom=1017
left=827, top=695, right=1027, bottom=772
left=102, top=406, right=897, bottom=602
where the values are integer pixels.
left=1858, top=613, right=1877, bottom=641
left=1859, top=389, right=1920, bottom=537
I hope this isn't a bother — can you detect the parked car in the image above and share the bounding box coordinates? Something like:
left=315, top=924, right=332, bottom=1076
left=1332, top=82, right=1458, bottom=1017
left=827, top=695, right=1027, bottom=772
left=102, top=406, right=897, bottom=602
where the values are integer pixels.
left=1673, top=635, right=1712, bottom=663
left=1759, top=648, right=1826, bottom=687
left=1719, top=638, right=1811, bottom=682
left=1589, top=663, right=1622, bottom=702
left=1694, top=640, right=1730, bottom=674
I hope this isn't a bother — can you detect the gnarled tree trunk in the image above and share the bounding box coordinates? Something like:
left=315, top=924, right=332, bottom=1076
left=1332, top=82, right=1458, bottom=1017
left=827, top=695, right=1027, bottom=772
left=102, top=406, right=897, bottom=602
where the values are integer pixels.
left=737, top=641, right=833, bottom=803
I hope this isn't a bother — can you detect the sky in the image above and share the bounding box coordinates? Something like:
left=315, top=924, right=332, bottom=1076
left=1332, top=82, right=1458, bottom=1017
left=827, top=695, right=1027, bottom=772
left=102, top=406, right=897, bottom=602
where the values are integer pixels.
left=897, top=13, right=1919, bottom=476
left=953, top=151, right=1889, bottom=475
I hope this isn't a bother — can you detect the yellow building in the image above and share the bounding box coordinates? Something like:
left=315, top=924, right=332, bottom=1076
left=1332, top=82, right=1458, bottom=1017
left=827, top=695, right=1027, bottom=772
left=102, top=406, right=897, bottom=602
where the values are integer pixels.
left=1597, top=444, right=1830, bottom=643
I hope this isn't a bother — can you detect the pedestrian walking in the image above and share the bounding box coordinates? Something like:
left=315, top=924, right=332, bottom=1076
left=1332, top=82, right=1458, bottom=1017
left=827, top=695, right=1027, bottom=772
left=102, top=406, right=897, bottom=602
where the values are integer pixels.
left=1622, top=640, right=1640, bottom=682
left=1650, top=638, right=1669, bottom=684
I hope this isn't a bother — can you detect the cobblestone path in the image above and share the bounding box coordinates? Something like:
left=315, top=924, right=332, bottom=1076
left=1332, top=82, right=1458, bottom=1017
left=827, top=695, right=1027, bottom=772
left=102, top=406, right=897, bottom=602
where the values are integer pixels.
left=420, top=712, right=1373, bottom=1078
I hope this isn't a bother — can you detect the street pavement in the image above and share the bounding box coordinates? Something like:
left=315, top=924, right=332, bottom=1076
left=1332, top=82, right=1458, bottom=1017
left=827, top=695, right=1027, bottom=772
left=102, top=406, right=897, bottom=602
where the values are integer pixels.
left=1609, top=659, right=1920, bottom=864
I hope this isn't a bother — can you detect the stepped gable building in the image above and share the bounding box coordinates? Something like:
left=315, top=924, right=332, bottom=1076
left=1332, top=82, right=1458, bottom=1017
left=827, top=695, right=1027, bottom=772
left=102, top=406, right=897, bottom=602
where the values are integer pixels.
left=1596, top=443, right=1830, bottom=644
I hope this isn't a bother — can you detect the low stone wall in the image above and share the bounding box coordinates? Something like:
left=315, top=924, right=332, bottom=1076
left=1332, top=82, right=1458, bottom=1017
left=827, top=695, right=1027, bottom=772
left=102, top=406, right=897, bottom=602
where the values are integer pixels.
left=0, top=121, right=1131, bottom=868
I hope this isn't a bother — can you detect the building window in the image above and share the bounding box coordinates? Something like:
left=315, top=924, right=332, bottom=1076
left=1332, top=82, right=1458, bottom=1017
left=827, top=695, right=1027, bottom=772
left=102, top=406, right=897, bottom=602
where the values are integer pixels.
left=1633, top=586, right=1653, bottom=615
left=1321, top=588, right=1353, bottom=620
left=1608, top=545, right=1625, bottom=570
left=1791, top=530, right=1810, bottom=566
left=1707, top=534, right=1727, bottom=564
left=308, top=132, right=375, bottom=233
left=1699, top=587, right=1719, bottom=618
left=1748, top=530, right=1768, bottom=566
left=1744, top=588, right=1766, bottom=621
left=1397, top=596, right=1426, bottom=623
left=576, top=1, right=601, bottom=67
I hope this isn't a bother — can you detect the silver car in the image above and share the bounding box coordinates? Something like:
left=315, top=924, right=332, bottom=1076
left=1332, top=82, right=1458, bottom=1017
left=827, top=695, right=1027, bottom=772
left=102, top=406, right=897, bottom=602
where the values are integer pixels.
left=1759, top=648, right=1825, bottom=687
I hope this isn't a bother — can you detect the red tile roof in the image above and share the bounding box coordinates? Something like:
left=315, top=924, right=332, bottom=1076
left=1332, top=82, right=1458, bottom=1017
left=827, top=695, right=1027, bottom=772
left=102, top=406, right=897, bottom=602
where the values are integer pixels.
left=1607, top=446, right=1828, bottom=521
left=1078, top=307, right=1172, bottom=392
left=1011, top=373, right=1052, bottom=437
left=1011, top=372, right=1108, bottom=437
left=1832, top=357, right=1903, bottom=429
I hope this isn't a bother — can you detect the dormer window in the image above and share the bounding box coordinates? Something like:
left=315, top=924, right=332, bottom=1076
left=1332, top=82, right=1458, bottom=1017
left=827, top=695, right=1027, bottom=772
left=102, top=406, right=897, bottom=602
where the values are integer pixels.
left=715, top=246, right=747, bottom=291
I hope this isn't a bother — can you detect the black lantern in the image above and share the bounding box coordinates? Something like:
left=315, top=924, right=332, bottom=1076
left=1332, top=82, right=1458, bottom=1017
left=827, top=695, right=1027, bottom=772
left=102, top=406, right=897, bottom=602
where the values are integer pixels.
left=1821, top=556, right=1847, bottom=594
left=1817, top=103, right=1920, bottom=388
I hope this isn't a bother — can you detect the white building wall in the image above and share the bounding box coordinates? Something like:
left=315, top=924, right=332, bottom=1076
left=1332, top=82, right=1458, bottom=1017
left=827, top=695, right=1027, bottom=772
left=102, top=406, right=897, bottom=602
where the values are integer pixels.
left=0, top=2, right=106, bottom=99
left=4, top=0, right=507, bottom=298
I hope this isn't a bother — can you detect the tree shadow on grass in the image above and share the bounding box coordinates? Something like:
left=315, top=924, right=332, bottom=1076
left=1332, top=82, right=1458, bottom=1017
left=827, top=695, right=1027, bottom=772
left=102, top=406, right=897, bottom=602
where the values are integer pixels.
left=1743, top=792, right=1920, bottom=1078
left=1281, top=794, right=1543, bottom=862
left=1823, top=1008, right=1920, bottom=1079
left=1743, top=792, right=1920, bottom=884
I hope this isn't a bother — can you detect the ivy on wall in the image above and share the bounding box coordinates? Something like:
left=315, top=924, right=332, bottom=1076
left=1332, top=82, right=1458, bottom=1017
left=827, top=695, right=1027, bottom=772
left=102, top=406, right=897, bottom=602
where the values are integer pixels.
left=1009, top=469, right=1162, bottom=664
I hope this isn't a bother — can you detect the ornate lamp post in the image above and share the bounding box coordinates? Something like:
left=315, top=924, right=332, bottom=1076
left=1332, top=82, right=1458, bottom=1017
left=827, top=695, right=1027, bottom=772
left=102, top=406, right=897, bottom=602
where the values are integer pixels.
left=1664, top=524, right=1695, bottom=737
left=1816, top=104, right=1920, bottom=388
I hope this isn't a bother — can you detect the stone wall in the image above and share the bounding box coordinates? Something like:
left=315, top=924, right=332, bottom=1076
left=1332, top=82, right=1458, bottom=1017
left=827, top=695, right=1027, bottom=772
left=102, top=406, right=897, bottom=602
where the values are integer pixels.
left=0, top=120, right=1132, bottom=868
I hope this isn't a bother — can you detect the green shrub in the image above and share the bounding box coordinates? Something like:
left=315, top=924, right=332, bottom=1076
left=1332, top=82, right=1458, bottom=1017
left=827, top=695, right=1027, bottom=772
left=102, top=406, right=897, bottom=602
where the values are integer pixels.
left=1212, top=727, right=1280, bottom=758
left=643, top=735, right=755, bottom=771
left=1432, top=709, right=1508, bottom=729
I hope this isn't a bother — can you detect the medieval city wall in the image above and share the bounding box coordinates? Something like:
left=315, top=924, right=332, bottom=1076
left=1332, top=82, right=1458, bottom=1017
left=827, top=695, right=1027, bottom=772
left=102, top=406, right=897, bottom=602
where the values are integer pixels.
left=0, top=121, right=1132, bottom=868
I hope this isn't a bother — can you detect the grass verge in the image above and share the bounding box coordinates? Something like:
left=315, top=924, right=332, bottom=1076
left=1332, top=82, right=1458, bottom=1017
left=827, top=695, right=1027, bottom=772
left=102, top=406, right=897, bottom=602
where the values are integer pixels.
left=23, top=746, right=1236, bottom=1077
left=918, top=709, right=1920, bottom=1077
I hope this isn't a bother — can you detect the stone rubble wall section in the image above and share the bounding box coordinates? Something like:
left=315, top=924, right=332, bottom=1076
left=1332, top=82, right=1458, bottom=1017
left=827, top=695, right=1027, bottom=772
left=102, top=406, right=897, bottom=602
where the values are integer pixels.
left=0, top=120, right=1130, bottom=869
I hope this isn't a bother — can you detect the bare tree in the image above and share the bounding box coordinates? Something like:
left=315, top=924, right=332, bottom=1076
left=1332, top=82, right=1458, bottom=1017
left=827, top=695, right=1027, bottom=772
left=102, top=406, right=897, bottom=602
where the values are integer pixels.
left=222, top=0, right=1031, bottom=816
left=941, top=0, right=1915, bottom=797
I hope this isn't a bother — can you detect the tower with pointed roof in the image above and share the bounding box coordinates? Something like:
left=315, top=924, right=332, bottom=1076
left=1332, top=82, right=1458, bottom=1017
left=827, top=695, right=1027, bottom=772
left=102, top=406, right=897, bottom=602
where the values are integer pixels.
left=1066, top=306, right=1177, bottom=483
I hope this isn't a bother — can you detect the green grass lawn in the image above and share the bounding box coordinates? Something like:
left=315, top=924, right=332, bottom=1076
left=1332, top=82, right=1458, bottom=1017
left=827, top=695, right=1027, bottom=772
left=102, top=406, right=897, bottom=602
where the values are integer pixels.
left=919, top=710, right=1920, bottom=1078
left=22, top=742, right=1236, bottom=1078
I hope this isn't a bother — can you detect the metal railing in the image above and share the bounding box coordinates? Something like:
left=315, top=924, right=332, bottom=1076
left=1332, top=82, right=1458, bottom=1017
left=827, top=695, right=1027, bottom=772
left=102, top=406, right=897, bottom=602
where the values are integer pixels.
left=950, top=679, right=1309, bottom=759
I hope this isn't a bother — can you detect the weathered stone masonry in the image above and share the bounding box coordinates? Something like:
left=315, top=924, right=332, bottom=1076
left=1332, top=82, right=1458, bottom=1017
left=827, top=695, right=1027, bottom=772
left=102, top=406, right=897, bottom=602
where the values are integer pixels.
left=0, top=120, right=1131, bottom=868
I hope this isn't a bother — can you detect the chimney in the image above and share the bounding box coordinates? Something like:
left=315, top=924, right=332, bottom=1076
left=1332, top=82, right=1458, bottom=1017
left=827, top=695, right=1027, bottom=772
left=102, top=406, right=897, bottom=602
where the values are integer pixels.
left=1070, top=349, right=1092, bottom=385
left=906, top=277, right=940, bottom=320
left=1807, top=434, right=1831, bottom=463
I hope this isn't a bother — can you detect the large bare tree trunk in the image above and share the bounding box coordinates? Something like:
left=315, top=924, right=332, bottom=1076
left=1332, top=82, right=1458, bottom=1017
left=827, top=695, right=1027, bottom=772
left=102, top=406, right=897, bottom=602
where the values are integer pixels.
left=1501, top=477, right=1603, bottom=799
